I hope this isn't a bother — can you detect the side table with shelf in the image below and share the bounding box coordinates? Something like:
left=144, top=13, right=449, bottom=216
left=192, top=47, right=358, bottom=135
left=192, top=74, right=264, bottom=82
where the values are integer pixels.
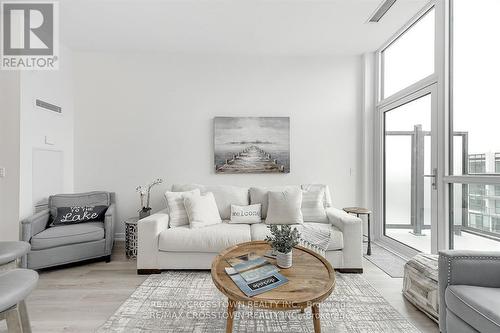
left=125, top=217, right=140, bottom=259
left=343, top=207, right=372, bottom=256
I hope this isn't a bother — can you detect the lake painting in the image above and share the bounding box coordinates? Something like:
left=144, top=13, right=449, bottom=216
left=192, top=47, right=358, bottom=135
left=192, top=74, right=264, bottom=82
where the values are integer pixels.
left=214, top=117, right=290, bottom=173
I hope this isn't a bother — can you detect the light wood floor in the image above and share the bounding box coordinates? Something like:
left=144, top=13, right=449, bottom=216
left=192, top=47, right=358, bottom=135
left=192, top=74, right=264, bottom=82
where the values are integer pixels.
left=0, top=242, right=439, bottom=333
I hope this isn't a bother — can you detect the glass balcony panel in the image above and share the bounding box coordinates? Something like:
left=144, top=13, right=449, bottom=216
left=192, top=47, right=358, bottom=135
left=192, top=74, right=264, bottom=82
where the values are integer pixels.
left=450, top=183, right=500, bottom=251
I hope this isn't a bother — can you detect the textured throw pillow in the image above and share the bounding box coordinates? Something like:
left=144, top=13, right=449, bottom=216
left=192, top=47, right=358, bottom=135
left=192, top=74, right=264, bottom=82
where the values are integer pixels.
left=51, top=205, right=108, bottom=226
left=301, top=184, right=333, bottom=208
left=301, top=187, right=328, bottom=223
left=165, top=189, right=201, bottom=228
left=249, top=186, right=300, bottom=219
left=184, top=192, right=222, bottom=228
left=265, top=189, right=304, bottom=225
left=230, top=204, right=262, bottom=224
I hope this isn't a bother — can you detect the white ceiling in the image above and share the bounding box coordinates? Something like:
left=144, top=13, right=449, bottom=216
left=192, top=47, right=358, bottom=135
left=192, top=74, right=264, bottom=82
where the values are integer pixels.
left=60, top=0, right=429, bottom=55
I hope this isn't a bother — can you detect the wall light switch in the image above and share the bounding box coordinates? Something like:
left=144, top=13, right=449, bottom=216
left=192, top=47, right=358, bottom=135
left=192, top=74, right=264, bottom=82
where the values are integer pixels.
left=0, top=167, right=5, bottom=178
left=45, top=136, right=55, bottom=145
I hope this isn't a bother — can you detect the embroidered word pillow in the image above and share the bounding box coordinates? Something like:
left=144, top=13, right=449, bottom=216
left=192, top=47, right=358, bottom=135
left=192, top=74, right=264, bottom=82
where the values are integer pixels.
left=52, top=205, right=108, bottom=226
left=230, top=204, right=262, bottom=224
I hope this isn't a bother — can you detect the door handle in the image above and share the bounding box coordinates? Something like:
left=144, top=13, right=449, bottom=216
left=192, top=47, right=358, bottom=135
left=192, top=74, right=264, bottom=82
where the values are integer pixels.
left=424, top=168, right=437, bottom=190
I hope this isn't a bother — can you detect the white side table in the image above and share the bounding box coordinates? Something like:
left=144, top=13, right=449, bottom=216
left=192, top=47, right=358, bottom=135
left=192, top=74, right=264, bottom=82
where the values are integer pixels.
left=125, top=217, right=140, bottom=259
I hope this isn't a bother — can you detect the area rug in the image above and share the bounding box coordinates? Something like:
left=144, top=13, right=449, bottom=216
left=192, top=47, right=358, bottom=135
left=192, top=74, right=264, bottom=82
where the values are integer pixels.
left=98, top=271, right=420, bottom=332
left=363, top=243, right=407, bottom=278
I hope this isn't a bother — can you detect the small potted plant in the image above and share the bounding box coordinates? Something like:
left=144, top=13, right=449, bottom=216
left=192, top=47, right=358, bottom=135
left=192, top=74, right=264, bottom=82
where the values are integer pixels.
left=265, top=225, right=301, bottom=268
left=136, top=178, right=163, bottom=219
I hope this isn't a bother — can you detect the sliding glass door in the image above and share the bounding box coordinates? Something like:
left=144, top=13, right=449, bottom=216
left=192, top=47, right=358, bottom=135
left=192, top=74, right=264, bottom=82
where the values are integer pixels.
left=382, top=86, right=438, bottom=253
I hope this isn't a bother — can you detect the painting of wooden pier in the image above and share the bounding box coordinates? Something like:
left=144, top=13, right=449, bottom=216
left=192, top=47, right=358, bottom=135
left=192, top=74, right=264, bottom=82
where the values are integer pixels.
left=214, top=117, right=290, bottom=174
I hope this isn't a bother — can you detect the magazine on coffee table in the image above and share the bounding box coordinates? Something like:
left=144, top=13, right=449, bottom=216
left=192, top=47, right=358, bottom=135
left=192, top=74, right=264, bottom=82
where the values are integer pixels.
left=226, top=252, right=261, bottom=266
left=225, top=266, right=288, bottom=297
left=225, top=254, right=268, bottom=276
left=224, top=253, right=287, bottom=296
left=239, top=263, right=279, bottom=282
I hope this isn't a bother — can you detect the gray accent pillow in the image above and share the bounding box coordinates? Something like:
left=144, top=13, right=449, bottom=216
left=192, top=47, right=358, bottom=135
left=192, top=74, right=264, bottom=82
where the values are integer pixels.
left=265, top=189, right=304, bottom=225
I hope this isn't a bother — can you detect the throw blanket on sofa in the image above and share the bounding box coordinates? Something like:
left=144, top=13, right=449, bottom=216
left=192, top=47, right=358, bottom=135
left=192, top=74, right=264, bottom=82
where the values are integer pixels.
left=298, top=225, right=331, bottom=257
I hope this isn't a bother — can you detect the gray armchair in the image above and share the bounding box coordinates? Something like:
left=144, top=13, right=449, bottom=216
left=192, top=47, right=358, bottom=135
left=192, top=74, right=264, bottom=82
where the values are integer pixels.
left=21, top=191, right=115, bottom=269
left=439, top=250, right=500, bottom=333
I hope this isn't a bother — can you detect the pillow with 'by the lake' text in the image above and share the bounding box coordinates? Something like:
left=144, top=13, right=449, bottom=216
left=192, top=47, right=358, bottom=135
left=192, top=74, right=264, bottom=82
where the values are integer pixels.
left=51, top=205, right=108, bottom=226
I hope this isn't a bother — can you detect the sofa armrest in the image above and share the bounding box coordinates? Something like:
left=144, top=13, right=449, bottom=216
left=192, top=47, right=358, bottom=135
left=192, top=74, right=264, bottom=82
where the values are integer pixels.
left=438, top=250, right=500, bottom=332
left=21, top=209, right=50, bottom=242
left=104, top=203, right=116, bottom=255
left=326, top=207, right=363, bottom=270
left=137, top=209, right=169, bottom=270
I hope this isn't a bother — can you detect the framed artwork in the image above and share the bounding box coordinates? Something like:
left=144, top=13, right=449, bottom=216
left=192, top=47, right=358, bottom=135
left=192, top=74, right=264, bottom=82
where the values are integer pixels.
left=214, top=117, right=290, bottom=173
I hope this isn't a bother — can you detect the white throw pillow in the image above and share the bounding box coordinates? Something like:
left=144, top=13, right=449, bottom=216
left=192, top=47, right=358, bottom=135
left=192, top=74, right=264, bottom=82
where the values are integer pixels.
left=184, top=192, right=222, bottom=228
left=301, top=187, right=328, bottom=223
left=171, top=184, right=249, bottom=220
left=230, top=204, right=262, bottom=224
left=249, top=186, right=300, bottom=219
left=164, top=189, right=201, bottom=228
left=265, top=189, right=304, bottom=225
left=301, top=184, right=333, bottom=208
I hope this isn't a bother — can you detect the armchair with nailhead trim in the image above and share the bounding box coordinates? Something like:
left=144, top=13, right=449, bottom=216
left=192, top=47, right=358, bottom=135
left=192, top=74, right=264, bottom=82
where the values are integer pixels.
left=438, top=250, right=500, bottom=333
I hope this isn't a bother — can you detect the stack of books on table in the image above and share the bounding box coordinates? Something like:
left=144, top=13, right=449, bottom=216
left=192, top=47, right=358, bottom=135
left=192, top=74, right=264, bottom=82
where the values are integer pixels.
left=225, top=252, right=288, bottom=297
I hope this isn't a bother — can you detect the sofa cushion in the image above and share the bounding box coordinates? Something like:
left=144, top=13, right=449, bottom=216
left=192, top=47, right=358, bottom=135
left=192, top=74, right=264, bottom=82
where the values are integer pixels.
left=171, top=184, right=249, bottom=220
left=250, top=223, right=343, bottom=251
left=249, top=186, right=300, bottom=219
left=445, top=285, right=500, bottom=333
left=31, top=222, right=105, bottom=250
left=158, top=223, right=251, bottom=252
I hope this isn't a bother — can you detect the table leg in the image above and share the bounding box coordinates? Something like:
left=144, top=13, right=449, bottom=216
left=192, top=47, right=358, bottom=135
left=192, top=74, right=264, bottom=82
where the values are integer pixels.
left=312, top=304, right=321, bottom=333
left=300, top=308, right=305, bottom=314
left=367, top=214, right=372, bottom=256
left=226, top=299, right=235, bottom=333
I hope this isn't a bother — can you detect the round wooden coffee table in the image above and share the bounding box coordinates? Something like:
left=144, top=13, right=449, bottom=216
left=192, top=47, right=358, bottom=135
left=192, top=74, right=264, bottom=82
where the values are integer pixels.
left=211, top=241, right=335, bottom=333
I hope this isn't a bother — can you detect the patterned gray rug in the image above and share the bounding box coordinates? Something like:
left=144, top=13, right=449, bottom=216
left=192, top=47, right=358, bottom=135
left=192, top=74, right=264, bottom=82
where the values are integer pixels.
left=98, top=271, right=420, bottom=332
left=363, top=243, right=407, bottom=278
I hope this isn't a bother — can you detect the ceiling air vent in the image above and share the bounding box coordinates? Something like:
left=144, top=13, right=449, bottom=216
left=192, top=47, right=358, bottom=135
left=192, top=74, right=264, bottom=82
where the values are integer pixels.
left=36, top=99, right=62, bottom=113
left=368, top=0, right=397, bottom=22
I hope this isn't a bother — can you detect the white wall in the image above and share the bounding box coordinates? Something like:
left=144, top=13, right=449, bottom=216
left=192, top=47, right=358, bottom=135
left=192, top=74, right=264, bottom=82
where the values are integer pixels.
left=73, top=53, right=363, bottom=236
left=19, top=46, right=75, bottom=220
left=0, top=72, right=21, bottom=241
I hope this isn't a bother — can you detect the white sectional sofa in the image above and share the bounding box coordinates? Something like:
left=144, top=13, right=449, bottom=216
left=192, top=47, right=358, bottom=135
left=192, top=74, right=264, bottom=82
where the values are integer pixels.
left=137, top=184, right=363, bottom=274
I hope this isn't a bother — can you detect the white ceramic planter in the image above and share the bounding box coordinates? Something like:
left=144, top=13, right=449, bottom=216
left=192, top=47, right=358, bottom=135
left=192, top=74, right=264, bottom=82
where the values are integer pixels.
left=276, top=250, right=293, bottom=268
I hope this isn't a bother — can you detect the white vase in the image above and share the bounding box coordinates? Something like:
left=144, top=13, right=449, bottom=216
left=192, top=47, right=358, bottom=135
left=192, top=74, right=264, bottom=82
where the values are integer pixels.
left=276, top=250, right=293, bottom=268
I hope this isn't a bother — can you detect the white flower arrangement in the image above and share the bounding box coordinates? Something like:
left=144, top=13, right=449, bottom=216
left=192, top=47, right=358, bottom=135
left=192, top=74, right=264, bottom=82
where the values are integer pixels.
left=136, top=178, right=163, bottom=216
